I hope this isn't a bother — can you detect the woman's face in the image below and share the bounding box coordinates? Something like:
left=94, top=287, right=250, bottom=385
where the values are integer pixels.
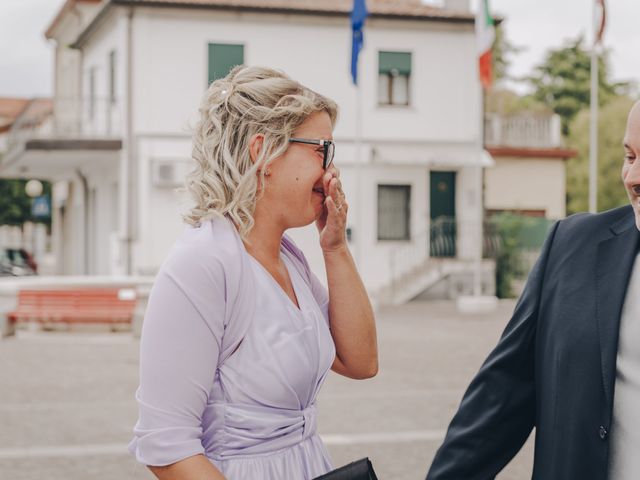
left=260, top=111, right=334, bottom=229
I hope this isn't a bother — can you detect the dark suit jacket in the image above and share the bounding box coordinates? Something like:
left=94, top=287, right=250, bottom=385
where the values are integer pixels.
left=427, top=205, right=640, bottom=480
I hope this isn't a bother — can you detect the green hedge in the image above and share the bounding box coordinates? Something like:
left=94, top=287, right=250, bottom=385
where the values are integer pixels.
left=489, top=214, right=554, bottom=298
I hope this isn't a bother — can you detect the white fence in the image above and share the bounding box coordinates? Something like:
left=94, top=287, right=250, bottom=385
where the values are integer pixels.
left=484, top=113, right=562, bottom=148
left=7, top=97, right=122, bottom=153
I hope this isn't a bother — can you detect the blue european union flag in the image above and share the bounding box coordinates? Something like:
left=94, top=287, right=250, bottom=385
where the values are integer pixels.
left=350, top=0, right=368, bottom=85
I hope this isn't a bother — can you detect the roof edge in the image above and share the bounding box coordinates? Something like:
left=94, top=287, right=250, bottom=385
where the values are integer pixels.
left=71, top=1, right=117, bottom=49
left=486, top=146, right=577, bottom=160
left=72, top=0, right=478, bottom=48
left=45, top=0, right=102, bottom=40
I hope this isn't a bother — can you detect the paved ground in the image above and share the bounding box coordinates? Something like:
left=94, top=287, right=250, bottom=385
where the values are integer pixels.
left=0, top=300, right=534, bottom=480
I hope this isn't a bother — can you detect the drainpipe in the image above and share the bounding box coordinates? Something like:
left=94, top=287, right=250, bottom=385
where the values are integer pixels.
left=125, top=7, right=135, bottom=275
left=76, top=169, right=90, bottom=275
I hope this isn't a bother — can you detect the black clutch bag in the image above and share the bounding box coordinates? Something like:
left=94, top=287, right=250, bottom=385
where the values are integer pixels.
left=313, top=458, right=379, bottom=480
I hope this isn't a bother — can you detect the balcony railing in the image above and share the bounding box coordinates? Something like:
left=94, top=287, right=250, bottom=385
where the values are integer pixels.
left=7, top=97, right=122, bottom=152
left=484, top=113, right=562, bottom=148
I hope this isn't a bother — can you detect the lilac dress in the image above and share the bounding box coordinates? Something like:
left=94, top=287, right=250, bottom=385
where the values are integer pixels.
left=128, top=217, right=336, bottom=479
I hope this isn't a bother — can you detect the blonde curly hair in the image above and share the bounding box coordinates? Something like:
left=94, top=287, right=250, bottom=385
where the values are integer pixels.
left=184, top=65, right=339, bottom=238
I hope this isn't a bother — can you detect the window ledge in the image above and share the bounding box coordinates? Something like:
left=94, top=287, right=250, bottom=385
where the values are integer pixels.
left=377, top=238, right=412, bottom=243
left=376, top=104, right=416, bottom=111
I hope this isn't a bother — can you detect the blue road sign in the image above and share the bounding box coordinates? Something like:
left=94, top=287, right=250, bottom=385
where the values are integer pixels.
left=32, top=195, right=51, bottom=218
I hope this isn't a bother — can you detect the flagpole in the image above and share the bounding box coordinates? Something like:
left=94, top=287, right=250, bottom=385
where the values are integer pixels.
left=354, top=73, right=363, bottom=268
left=350, top=0, right=367, bottom=269
left=457, top=0, right=497, bottom=313
left=473, top=87, right=485, bottom=297
left=588, top=1, right=599, bottom=214
left=473, top=0, right=488, bottom=298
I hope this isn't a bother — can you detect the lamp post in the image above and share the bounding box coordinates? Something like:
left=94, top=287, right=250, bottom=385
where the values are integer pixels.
left=24, top=179, right=46, bottom=271
left=25, top=179, right=43, bottom=199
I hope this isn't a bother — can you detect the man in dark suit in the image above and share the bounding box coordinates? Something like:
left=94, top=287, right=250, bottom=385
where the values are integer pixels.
left=427, top=102, right=640, bottom=480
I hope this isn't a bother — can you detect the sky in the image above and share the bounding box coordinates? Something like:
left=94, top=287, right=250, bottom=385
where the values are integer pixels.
left=0, top=0, right=638, bottom=98
left=488, top=0, right=638, bottom=92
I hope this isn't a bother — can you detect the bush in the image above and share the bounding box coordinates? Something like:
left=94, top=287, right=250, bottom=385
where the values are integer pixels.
left=490, top=213, right=554, bottom=298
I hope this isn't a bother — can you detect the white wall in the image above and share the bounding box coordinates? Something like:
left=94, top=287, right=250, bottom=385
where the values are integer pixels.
left=60, top=5, right=483, bottom=285
left=348, top=162, right=429, bottom=291
left=363, top=19, right=479, bottom=143
left=61, top=178, right=86, bottom=275
left=81, top=162, right=119, bottom=274
left=81, top=9, right=127, bottom=137
left=133, top=135, right=192, bottom=274
left=51, top=2, right=104, bottom=136
left=485, top=157, right=566, bottom=219
left=79, top=10, right=129, bottom=274
left=123, top=7, right=482, bottom=281
left=53, top=8, right=84, bottom=96
left=130, top=8, right=479, bottom=142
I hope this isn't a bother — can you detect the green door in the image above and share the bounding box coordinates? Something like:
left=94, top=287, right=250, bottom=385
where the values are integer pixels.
left=430, top=171, right=456, bottom=257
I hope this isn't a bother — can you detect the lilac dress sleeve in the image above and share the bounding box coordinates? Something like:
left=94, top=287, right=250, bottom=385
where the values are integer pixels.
left=128, top=240, right=226, bottom=466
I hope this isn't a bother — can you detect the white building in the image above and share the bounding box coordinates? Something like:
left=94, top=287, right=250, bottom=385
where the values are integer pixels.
left=1, top=0, right=496, bottom=301
left=0, top=98, right=30, bottom=153
left=484, top=112, right=575, bottom=220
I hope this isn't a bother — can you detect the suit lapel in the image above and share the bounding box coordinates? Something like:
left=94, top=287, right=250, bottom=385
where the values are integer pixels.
left=596, top=213, right=639, bottom=406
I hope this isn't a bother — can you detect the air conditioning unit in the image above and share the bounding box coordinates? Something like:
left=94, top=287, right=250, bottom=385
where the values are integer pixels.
left=151, top=159, right=192, bottom=188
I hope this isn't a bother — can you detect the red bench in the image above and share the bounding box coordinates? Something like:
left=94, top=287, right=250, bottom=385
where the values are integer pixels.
left=8, top=288, right=136, bottom=327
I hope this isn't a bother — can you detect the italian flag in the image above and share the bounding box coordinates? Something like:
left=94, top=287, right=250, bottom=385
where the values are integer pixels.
left=476, top=0, right=495, bottom=89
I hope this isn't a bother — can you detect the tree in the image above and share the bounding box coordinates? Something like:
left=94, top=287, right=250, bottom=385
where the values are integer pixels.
left=491, top=23, right=523, bottom=85
left=566, top=95, right=635, bottom=214
left=527, top=37, right=626, bottom=135
left=0, top=178, right=52, bottom=227
left=486, top=26, right=548, bottom=116
left=485, top=88, right=550, bottom=116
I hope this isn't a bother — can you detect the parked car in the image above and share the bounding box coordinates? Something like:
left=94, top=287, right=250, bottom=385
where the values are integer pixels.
left=0, top=248, right=38, bottom=276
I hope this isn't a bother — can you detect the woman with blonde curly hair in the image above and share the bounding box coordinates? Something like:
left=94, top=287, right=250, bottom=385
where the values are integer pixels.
left=128, top=65, right=378, bottom=480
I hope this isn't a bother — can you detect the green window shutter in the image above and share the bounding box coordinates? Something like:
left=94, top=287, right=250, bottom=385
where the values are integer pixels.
left=378, top=51, right=411, bottom=76
left=208, top=44, right=244, bottom=84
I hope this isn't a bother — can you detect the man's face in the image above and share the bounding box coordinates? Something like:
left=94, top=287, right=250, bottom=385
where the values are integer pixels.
left=622, top=102, right=640, bottom=231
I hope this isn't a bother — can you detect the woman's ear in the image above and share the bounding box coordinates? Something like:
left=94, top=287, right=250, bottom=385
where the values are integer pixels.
left=249, top=133, right=265, bottom=166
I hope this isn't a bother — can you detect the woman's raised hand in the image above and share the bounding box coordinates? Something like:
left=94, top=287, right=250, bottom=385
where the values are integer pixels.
left=316, top=166, right=348, bottom=253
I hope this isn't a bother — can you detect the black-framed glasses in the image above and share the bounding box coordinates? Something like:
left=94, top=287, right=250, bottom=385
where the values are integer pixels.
left=288, top=138, right=335, bottom=169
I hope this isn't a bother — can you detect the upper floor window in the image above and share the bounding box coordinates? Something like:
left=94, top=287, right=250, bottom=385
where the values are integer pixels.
left=208, top=43, right=244, bottom=85
left=378, top=51, right=411, bottom=106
